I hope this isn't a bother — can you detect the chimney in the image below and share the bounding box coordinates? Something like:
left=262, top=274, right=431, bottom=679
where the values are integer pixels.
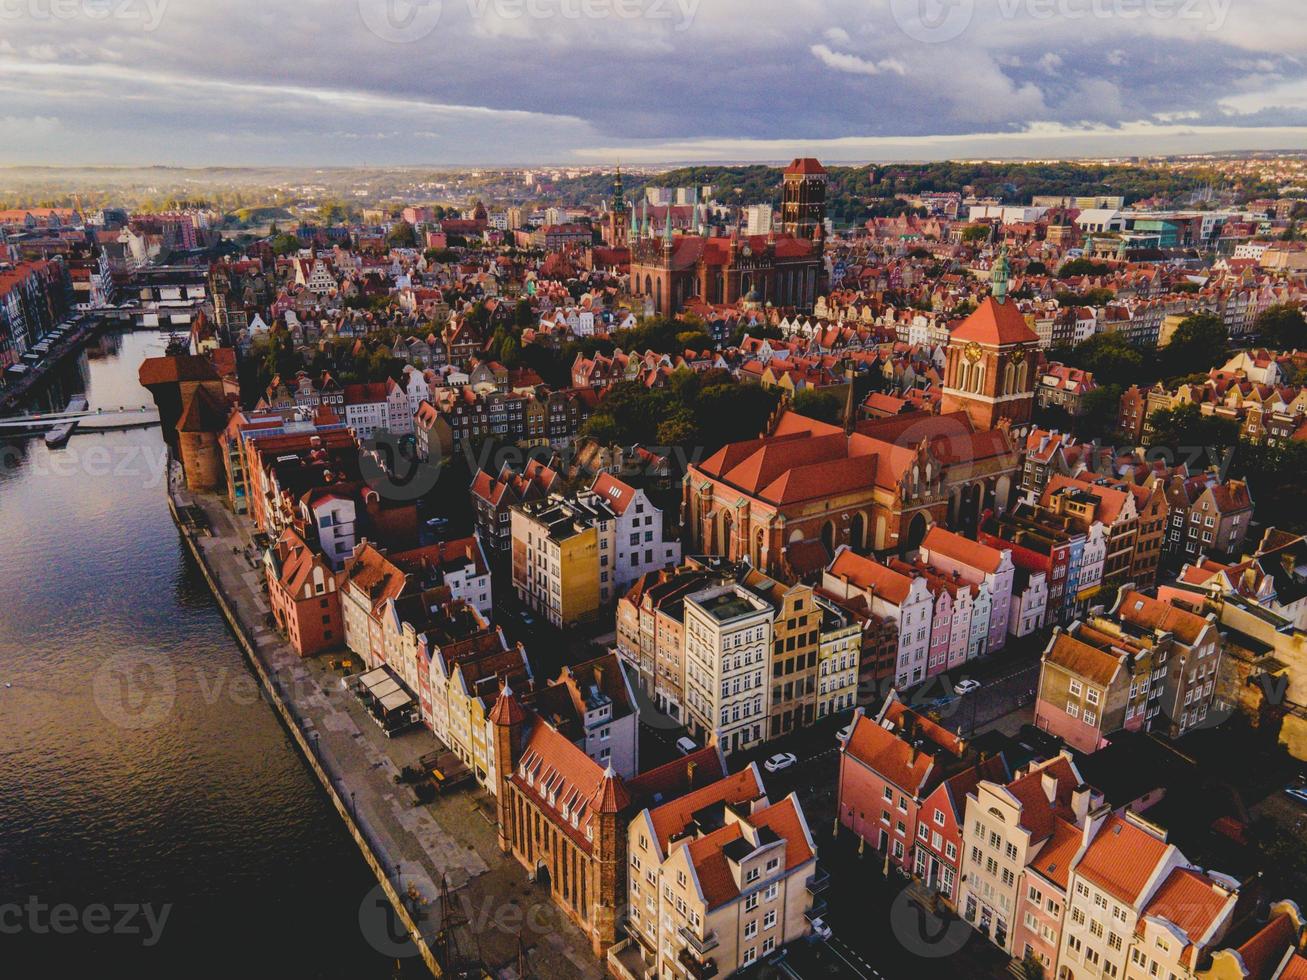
left=1072, top=785, right=1092, bottom=825
left=686, top=761, right=697, bottom=789
left=1041, top=771, right=1058, bottom=804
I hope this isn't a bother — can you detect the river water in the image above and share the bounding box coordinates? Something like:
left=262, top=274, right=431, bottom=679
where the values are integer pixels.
left=0, top=330, right=397, bottom=977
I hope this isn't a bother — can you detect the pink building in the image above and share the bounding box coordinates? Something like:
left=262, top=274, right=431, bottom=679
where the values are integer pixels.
left=837, top=694, right=970, bottom=870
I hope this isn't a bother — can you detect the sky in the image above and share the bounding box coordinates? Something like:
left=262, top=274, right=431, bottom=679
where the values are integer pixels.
left=1, top=0, right=1305, bottom=166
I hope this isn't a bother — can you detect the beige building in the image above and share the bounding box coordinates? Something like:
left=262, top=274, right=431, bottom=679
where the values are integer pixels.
left=622, top=765, right=821, bottom=979
left=683, top=584, right=774, bottom=756
left=816, top=595, right=861, bottom=718
left=960, top=754, right=1095, bottom=954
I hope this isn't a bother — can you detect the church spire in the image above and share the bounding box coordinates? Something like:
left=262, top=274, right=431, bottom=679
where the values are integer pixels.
left=992, top=245, right=1010, bottom=305
left=663, top=204, right=674, bottom=251
left=611, top=164, right=626, bottom=215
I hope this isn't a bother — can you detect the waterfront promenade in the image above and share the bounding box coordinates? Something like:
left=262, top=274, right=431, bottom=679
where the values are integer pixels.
left=169, top=475, right=604, bottom=979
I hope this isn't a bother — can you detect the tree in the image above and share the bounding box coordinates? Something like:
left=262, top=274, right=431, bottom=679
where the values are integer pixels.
left=579, top=412, right=619, bottom=445
left=270, top=232, right=301, bottom=255
left=1161, top=312, right=1226, bottom=381
left=1145, top=404, right=1240, bottom=458
left=792, top=389, right=845, bottom=425
left=1254, top=304, right=1307, bottom=350
left=656, top=408, right=699, bottom=447
left=960, top=224, right=989, bottom=244
left=1066, top=332, right=1148, bottom=385
left=1077, top=384, right=1123, bottom=440
left=1058, top=258, right=1111, bottom=278
left=386, top=220, right=418, bottom=248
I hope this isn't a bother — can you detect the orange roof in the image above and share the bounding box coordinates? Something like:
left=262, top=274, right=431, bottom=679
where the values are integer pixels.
left=828, top=550, right=914, bottom=606
left=844, top=712, right=935, bottom=795
left=686, top=795, right=813, bottom=910
left=1004, top=757, right=1081, bottom=842
left=949, top=297, right=1040, bottom=346
left=921, top=526, right=1005, bottom=574
left=1028, top=817, right=1081, bottom=890
left=1045, top=632, right=1122, bottom=687
left=648, top=767, right=765, bottom=853
left=1076, top=814, right=1169, bottom=904
left=1234, top=911, right=1301, bottom=980
left=1115, top=590, right=1209, bottom=646
left=1141, top=867, right=1234, bottom=953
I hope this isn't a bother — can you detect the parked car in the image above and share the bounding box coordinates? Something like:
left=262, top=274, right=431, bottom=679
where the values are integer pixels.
left=836, top=723, right=854, bottom=744
left=954, top=679, right=982, bottom=696
left=425, top=516, right=449, bottom=529
left=764, top=752, right=798, bottom=773
left=676, top=736, right=698, bottom=755
left=1285, top=786, right=1307, bottom=806
left=809, top=917, right=833, bottom=941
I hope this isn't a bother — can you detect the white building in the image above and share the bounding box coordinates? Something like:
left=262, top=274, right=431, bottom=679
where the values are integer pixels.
left=823, top=548, right=935, bottom=689
left=343, top=382, right=390, bottom=441
left=301, top=491, right=358, bottom=570
left=683, top=584, right=773, bottom=755
left=581, top=473, right=681, bottom=596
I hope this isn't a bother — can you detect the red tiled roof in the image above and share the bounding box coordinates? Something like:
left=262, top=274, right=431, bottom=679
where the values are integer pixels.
left=1003, top=756, right=1080, bottom=842
left=1044, top=632, right=1124, bottom=688
left=949, top=297, right=1040, bottom=346
left=1234, top=911, right=1300, bottom=980
left=1028, top=817, right=1081, bottom=890
left=921, top=526, right=1005, bottom=574
left=647, top=766, right=764, bottom=853
left=1115, top=590, right=1209, bottom=646
left=828, top=550, right=914, bottom=606
left=1140, top=867, right=1234, bottom=953
left=784, top=157, right=828, bottom=176
left=1076, top=814, right=1169, bottom=904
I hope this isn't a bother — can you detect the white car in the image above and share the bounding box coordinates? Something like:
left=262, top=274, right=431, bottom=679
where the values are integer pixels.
left=836, top=723, right=854, bottom=744
left=809, top=917, right=833, bottom=941
left=1286, top=786, right=1307, bottom=806
left=764, top=752, right=798, bottom=773
left=954, top=679, right=982, bottom=696
left=676, top=736, right=698, bottom=755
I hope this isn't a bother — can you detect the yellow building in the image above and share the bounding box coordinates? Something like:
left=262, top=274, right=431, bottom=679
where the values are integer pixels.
left=511, top=496, right=609, bottom=628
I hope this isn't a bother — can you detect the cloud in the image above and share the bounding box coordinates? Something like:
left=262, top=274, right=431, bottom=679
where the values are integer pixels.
left=0, top=0, right=1303, bottom=164
left=809, top=43, right=905, bottom=77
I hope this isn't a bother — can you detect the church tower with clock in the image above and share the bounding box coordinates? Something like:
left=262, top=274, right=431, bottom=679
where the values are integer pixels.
left=941, top=248, right=1041, bottom=435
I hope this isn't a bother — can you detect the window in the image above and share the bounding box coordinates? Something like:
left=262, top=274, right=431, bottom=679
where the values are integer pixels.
left=742, top=946, right=756, bottom=966
left=1069, top=679, right=1082, bottom=696
left=763, top=910, right=777, bottom=930
left=744, top=920, right=758, bottom=939
left=762, top=936, right=775, bottom=954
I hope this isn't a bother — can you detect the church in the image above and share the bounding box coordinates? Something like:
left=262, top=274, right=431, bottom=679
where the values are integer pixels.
left=628, top=158, right=826, bottom=316
left=682, top=256, right=1041, bottom=573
